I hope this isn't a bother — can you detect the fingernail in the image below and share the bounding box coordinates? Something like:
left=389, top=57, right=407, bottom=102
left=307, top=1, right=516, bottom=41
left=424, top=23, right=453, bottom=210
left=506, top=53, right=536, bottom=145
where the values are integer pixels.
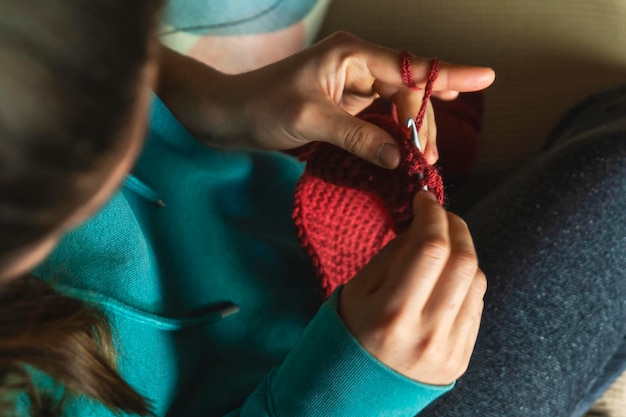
left=376, top=143, right=400, bottom=168
left=419, top=190, right=437, bottom=201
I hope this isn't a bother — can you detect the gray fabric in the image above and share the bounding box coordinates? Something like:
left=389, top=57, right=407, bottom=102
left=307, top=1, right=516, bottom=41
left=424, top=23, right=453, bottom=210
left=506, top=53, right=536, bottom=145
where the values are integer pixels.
left=419, top=86, right=626, bottom=417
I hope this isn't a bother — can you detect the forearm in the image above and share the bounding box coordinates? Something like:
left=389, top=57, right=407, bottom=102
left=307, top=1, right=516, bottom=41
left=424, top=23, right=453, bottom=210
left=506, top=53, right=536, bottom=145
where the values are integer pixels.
left=156, top=44, right=245, bottom=147
left=229, top=290, right=451, bottom=417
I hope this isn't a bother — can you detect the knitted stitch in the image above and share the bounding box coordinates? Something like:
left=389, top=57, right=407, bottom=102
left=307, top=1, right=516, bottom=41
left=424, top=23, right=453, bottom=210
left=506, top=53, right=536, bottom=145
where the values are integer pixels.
left=293, top=56, right=443, bottom=297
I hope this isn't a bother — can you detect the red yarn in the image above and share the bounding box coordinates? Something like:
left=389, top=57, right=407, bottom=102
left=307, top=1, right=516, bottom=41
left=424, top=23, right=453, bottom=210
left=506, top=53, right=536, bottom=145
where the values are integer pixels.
left=292, top=55, right=443, bottom=298
left=416, top=60, right=440, bottom=132
left=401, top=51, right=418, bottom=89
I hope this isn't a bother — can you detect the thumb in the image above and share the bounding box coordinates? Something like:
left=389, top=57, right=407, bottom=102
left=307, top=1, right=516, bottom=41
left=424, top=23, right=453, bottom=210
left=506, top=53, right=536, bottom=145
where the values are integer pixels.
left=312, top=105, right=401, bottom=169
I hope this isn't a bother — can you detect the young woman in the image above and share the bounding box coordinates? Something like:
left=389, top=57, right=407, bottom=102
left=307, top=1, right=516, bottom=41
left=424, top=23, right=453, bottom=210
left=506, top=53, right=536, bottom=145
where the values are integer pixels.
left=1, top=1, right=624, bottom=417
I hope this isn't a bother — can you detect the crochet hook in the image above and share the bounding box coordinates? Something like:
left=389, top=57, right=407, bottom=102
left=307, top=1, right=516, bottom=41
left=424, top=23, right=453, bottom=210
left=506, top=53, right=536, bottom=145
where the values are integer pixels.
left=406, top=117, right=428, bottom=191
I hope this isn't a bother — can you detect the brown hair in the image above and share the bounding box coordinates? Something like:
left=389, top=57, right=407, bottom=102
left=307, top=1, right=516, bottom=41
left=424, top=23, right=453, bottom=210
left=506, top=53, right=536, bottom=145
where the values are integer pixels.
left=0, top=0, right=163, bottom=415
left=0, top=276, right=151, bottom=416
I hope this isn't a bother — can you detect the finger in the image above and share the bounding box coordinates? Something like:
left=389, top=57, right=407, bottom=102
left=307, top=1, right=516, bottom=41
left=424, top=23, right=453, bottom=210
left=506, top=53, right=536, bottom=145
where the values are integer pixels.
left=432, top=90, right=460, bottom=101
left=421, top=100, right=438, bottom=164
left=310, top=100, right=401, bottom=169
left=416, top=101, right=431, bottom=157
left=351, top=38, right=495, bottom=93
left=453, top=270, right=487, bottom=371
left=422, top=213, right=478, bottom=328
left=444, top=288, right=483, bottom=381
left=383, top=84, right=423, bottom=133
left=384, top=191, right=450, bottom=306
left=375, top=85, right=437, bottom=164
left=461, top=311, right=482, bottom=376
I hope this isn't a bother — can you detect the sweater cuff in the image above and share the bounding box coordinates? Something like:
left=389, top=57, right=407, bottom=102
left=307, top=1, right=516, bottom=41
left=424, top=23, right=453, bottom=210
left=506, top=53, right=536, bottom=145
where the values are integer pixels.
left=269, top=288, right=454, bottom=416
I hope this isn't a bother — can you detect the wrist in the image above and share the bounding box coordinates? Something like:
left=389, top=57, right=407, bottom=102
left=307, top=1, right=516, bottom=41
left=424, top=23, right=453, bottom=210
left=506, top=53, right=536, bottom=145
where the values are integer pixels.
left=156, top=45, right=249, bottom=148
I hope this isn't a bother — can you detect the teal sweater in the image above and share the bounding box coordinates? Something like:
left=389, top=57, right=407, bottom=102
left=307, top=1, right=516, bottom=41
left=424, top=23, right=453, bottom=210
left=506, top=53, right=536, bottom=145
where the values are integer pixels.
left=33, top=96, right=452, bottom=416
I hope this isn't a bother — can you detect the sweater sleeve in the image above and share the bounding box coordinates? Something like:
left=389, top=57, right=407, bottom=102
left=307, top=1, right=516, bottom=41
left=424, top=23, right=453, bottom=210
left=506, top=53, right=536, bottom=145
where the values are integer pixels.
left=227, top=288, right=453, bottom=417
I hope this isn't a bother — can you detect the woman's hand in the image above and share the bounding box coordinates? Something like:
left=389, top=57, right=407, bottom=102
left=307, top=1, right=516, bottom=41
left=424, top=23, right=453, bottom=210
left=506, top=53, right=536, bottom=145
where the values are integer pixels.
left=339, top=191, right=487, bottom=385
left=157, top=32, right=495, bottom=168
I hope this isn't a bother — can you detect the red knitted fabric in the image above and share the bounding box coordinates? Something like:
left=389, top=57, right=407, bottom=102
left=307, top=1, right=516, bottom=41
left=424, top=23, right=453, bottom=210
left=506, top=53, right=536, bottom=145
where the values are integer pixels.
left=293, top=54, right=443, bottom=298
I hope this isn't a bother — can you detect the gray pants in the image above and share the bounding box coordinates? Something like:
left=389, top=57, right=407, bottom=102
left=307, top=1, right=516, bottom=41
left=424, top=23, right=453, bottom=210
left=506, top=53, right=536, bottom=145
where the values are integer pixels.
left=420, top=86, right=626, bottom=416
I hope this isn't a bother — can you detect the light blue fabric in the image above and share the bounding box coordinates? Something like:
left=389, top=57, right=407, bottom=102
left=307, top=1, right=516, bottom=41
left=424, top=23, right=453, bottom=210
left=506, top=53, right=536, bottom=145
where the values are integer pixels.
left=34, top=95, right=452, bottom=416
left=161, top=0, right=319, bottom=36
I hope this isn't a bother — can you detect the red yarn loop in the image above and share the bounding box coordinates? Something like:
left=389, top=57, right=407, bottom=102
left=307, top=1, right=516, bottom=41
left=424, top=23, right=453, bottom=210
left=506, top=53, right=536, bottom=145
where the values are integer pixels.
left=400, top=51, right=440, bottom=133
left=401, top=50, right=417, bottom=89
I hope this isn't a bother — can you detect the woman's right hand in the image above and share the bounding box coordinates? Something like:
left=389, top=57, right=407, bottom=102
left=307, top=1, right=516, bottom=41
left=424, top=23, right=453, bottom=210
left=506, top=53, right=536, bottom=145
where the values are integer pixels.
left=339, top=191, right=487, bottom=386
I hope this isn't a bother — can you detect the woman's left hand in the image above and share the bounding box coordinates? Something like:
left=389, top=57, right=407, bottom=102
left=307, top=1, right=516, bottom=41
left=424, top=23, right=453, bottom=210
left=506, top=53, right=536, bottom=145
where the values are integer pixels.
left=158, top=32, right=495, bottom=168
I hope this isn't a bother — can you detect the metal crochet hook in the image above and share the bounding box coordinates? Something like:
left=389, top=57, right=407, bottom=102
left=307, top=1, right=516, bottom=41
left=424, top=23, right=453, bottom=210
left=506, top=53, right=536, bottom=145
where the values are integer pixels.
left=406, top=117, right=428, bottom=191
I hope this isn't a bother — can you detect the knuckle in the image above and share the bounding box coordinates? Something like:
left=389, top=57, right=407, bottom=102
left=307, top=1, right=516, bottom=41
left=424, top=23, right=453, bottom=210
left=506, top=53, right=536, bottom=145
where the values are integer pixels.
left=419, top=236, right=450, bottom=262
left=374, top=304, right=418, bottom=335
left=413, top=336, right=470, bottom=381
left=437, top=352, right=461, bottom=376
left=343, top=123, right=371, bottom=156
left=442, top=301, right=460, bottom=313
left=416, top=336, right=440, bottom=361
left=328, top=31, right=360, bottom=46
left=451, top=249, right=479, bottom=276
left=323, top=32, right=368, bottom=69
